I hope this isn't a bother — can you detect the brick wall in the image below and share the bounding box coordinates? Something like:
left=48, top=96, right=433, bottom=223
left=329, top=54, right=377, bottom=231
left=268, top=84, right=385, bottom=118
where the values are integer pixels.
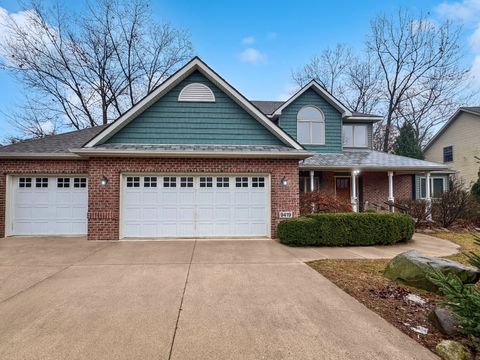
left=0, top=157, right=299, bottom=240
left=0, top=159, right=89, bottom=238
left=362, top=172, right=412, bottom=207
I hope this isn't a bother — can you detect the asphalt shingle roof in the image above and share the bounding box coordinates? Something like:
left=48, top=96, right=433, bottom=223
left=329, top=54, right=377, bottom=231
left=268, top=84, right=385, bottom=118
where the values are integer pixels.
left=300, top=151, right=449, bottom=171
left=251, top=101, right=284, bottom=115
left=0, top=125, right=107, bottom=154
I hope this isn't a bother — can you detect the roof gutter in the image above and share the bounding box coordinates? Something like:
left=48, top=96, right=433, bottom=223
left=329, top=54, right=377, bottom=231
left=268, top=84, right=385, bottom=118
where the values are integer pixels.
left=299, top=164, right=452, bottom=172
left=0, top=152, right=82, bottom=159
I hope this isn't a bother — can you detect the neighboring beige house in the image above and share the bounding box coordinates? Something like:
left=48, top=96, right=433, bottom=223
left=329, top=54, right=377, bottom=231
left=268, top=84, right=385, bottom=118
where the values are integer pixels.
left=424, top=107, right=480, bottom=186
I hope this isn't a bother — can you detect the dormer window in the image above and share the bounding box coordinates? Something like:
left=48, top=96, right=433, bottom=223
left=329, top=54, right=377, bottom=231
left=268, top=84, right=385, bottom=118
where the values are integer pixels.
left=178, top=83, right=215, bottom=102
left=296, top=106, right=325, bottom=145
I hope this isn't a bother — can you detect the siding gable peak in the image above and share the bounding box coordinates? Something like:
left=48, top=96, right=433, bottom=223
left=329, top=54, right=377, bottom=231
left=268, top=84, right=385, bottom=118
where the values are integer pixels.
left=84, top=57, right=303, bottom=150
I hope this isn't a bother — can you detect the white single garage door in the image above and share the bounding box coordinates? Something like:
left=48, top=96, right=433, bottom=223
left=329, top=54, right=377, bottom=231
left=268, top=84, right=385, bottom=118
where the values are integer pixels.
left=121, top=175, right=270, bottom=238
left=10, top=176, right=88, bottom=236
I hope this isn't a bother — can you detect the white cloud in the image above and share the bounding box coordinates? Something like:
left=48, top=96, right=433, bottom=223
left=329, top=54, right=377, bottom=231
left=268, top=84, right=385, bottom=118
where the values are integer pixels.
left=436, top=0, right=480, bottom=85
left=239, top=48, right=266, bottom=64
left=436, top=0, right=480, bottom=22
left=242, top=36, right=255, bottom=44
left=0, top=7, right=51, bottom=64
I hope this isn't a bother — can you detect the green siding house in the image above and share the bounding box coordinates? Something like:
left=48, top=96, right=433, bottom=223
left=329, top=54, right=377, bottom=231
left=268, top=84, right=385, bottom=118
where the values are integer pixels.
left=0, top=57, right=449, bottom=240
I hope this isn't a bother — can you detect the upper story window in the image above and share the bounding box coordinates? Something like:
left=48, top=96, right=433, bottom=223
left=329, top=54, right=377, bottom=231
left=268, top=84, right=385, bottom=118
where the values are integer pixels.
left=443, top=146, right=453, bottom=163
left=296, top=106, right=325, bottom=145
left=178, top=83, right=215, bottom=102
left=343, top=124, right=367, bottom=148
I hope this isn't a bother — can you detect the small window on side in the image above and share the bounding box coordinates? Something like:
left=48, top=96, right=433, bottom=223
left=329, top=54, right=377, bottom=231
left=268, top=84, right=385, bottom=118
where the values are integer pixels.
left=443, top=146, right=453, bottom=163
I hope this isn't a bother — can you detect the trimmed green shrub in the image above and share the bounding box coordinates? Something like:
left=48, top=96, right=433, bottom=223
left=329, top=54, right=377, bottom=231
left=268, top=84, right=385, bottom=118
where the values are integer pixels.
left=277, top=212, right=415, bottom=246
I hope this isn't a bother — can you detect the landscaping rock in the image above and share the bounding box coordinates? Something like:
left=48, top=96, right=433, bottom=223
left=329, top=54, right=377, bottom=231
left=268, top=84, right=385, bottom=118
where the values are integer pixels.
left=429, top=307, right=458, bottom=335
left=384, top=250, right=480, bottom=292
left=436, top=340, right=472, bottom=360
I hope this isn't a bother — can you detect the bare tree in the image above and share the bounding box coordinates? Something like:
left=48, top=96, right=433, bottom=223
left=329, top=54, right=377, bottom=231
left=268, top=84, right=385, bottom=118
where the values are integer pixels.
left=368, top=9, right=468, bottom=152
left=292, top=9, right=472, bottom=152
left=292, top=44, right=351, bottom=94
left=0, top=0, right=193, bottom=138
left=343, top=54, right=382, bottom=114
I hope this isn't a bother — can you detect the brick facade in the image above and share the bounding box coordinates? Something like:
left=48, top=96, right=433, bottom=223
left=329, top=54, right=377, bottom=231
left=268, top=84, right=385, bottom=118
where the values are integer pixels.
left=0, top=157, right=299, bottom=240
left=362, top=172, right=413, bottom=208
left=304, top=171, right=413, bottom=208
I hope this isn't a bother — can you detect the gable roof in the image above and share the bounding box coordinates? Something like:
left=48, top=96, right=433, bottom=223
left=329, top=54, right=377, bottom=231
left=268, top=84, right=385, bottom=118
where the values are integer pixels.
left=259, top=81, right=381, bottom=121
left=251, top=99, right=382, bottom=121
left=424, top=107, right=480, bottom=151
left=0, top=125, right=107, bottom=158
left=85, top=57, right=303, bottom=150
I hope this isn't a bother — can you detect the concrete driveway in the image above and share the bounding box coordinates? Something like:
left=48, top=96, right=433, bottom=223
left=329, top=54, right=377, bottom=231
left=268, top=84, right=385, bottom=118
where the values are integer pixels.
left=0, top=237, right=439, bottom=360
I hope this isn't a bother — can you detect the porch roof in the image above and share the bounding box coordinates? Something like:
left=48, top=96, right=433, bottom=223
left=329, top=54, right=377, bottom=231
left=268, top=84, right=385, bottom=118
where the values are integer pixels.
left=299, top=150, right=450, bottom=172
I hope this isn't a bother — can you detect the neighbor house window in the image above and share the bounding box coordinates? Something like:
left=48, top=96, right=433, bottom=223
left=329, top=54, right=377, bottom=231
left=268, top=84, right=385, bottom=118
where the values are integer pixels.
left=19, top=177, right=32, bottom=188
left=57, top=178, right=70, bottom=188
left=74, top=178, right=87, bottom=188
left=297, top=106, right=325, bottom=145
left=343, top=125, right=368, bottom=147
left=443, top=146, right=453, bottom=163
left=419, top=176, right=448, bottom=199
left=36, top=178, right=48, bottom=188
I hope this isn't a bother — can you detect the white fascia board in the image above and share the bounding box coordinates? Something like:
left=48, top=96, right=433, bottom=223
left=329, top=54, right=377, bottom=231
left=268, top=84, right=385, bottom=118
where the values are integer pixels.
left=84, top=57, right=303, bottom=150
left=273, top=81, right=352, bottom=117
left=70, top=148, right=314, bottom=159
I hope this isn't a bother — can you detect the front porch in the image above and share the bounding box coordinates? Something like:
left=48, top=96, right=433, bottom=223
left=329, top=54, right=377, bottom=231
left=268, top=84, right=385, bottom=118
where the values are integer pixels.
left=299, top=170, right=418, bottom=212
left=299, top=150, right=452, bottom=215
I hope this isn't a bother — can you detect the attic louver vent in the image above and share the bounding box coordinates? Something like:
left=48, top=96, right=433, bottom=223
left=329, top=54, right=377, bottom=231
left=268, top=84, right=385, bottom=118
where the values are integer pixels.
left=178, top=83, right=215, bottom=102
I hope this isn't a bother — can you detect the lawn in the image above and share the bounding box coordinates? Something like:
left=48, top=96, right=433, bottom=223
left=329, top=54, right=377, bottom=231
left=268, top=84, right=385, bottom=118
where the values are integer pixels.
left=308, top=231, right=479, bottom=354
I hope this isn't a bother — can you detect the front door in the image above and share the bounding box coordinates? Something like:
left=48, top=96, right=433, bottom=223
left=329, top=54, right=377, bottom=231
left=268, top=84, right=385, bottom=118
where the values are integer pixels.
left=335, top=177, right=351, bottom=204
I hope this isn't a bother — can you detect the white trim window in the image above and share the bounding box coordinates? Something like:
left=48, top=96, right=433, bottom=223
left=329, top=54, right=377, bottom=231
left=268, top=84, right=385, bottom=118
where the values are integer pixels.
left=297, top=106, right=325, bottom=145
left=343, top=124, right=368, bottom=148
left=419, top=176, right=448, bottom=199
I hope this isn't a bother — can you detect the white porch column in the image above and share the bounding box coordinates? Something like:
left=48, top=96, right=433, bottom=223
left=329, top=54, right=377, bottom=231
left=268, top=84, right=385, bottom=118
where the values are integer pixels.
left=425, top=172, right=433, bottom=221
left=351, top=170, right=359, bottom=212
left=388, top=171, right=395, bottom=212
left=310, top=170, right=315, bottom=192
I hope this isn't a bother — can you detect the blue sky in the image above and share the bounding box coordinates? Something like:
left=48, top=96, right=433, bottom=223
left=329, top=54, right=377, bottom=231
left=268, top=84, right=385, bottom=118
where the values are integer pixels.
left=0, top=0, right=477, bottom=138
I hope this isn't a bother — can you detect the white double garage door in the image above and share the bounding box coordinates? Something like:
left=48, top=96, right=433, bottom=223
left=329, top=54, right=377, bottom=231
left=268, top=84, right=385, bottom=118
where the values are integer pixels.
left=121, top=174, right=270, bottom=238
left=8, top=174, right=270, bottom=238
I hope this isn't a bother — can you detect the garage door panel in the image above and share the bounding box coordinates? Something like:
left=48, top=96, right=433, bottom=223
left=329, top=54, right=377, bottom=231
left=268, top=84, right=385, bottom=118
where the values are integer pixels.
left=11, top=176, right=88, bottom=236
left=121, top=175, right=269, bottom=238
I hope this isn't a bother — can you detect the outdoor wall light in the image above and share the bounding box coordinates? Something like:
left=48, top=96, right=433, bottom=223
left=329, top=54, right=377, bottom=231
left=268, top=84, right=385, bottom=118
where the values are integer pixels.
left=281, top=176, right=289, bottom=187
left=353, top=169, right=361, bottom=176
left=100, top=176, right=109, bottom=187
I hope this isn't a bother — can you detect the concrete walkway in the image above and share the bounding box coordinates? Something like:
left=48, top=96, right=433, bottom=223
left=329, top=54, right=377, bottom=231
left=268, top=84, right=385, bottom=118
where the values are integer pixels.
left=0, top=235, right=454, bottom=359
left=283, top=233, right=460, bottom=262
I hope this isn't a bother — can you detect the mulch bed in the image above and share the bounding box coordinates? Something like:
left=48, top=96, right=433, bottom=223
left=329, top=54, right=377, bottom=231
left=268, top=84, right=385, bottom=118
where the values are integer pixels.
left=307, top=259, right=473, bottom=353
